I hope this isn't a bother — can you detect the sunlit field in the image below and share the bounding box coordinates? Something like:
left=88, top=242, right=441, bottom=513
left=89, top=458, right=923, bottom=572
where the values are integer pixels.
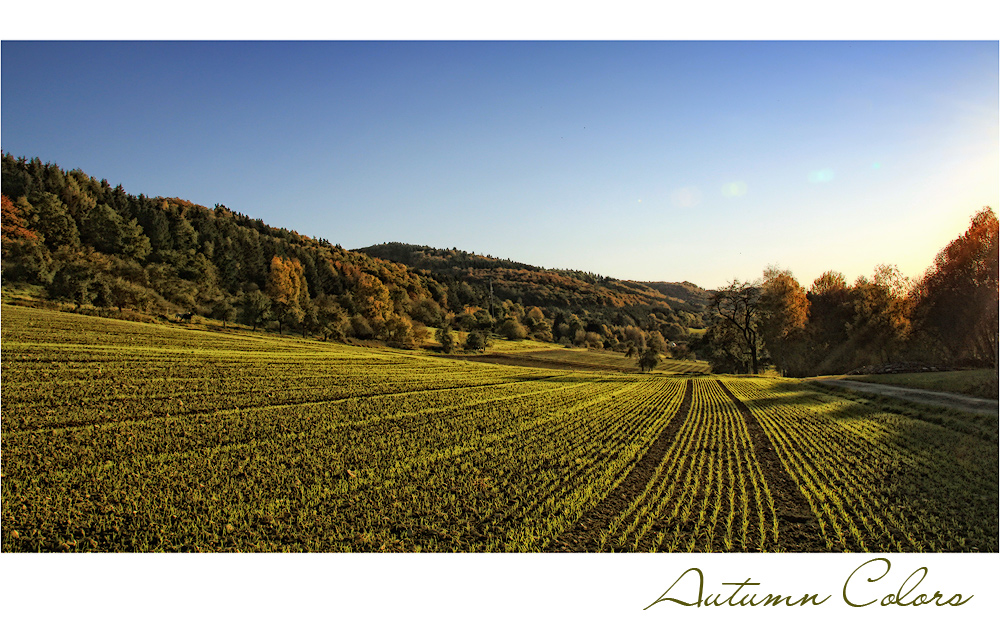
left=2, top=305, right=996, bottom=552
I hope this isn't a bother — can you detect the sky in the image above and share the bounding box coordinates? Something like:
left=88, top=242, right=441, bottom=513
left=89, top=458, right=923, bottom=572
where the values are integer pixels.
left=2, top=40, right=997, bottom=289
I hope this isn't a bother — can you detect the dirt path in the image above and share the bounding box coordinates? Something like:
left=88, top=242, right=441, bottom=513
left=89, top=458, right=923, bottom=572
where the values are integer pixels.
left=547, top=379, right=693, bottom=552
left=813, top=379, right=999, bottom=415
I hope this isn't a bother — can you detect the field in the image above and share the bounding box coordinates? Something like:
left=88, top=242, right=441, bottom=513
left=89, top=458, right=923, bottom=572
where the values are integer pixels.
left=443, top=346, right=711, bottom=374
left=847, top=369, right=998, bottom=400
left=1, top=305, right=996, bottom=552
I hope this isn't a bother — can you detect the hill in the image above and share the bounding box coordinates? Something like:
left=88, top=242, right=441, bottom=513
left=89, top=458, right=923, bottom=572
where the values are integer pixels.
left=1, top=153, right=706, bottom=353
left=356, top=242, right=709, bottom=321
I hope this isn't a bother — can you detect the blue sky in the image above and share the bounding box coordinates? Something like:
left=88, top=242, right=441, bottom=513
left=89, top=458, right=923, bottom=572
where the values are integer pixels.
left=2, top=40, right=996, bottom=289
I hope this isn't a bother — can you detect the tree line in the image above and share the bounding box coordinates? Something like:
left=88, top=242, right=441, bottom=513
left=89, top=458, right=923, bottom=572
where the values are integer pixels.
left=0, top=153, right=703, bottom=357
left=695, top=207, right=998, bottom=376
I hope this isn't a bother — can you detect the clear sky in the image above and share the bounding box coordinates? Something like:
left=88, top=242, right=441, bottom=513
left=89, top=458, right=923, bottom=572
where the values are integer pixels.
left=2, top=40, right=997, bottom=289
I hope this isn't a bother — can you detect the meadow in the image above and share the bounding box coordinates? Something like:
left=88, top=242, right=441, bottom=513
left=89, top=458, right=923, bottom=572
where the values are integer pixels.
left=845, top=369, right=999, bottom=400
left=1, top=305, right=996, bottom=552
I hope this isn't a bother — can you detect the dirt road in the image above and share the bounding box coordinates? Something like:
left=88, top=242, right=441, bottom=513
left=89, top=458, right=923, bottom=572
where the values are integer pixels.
left=813, top=378, right=999, bottom=415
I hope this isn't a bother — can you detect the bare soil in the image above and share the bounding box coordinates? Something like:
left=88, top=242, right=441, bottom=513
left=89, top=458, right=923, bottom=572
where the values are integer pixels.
left=716, top=380, right=825, bottom=552
left=547, top=379, right=694, bottom=551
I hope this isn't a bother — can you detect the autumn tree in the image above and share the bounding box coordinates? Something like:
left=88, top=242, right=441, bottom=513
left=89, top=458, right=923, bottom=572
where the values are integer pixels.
left=759, top=267, right=810, bottom=376
left=638, top=347, right=660, bottom=372
left=354, top=272, right=393, bottom=333
left=240, top=289, right=272, bottom=331
left=913, top=207, right=998, bottom=366
left=438, top=323, right=457, bottom=353
left=48, top=261, right=97, bottom=308
left=498, top=316, right=528, bottom=340
left=804, top=270, right=854, bottom=374
left=1, top=194, right=37, bottom=242
left=623, top=325, right=646, bottom=353
left=107, top=276, right=152, bottom=312
left=847, top=265, right=913, bottom=366
left=710, top=279, right=764, bottom=374
left=314, top=294, right=348, bottom=341
left=523, top=306, right=553, bottom=341
left=212, top=297, right=237, bottom=328
left=384, top=314, right=415, bottom=347
left=647, top=331, right=668, bottom=355
left=265, top=255, right=308, bottom=334
left=464, top=330, right=487, bottom=352
left=698, top=318, right=752, bottom=373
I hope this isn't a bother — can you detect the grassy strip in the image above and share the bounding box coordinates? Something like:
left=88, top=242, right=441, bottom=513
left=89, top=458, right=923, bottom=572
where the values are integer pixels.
left=806, top=381, right=998, bottom=444
left=847, top=369, right=998, bottom=400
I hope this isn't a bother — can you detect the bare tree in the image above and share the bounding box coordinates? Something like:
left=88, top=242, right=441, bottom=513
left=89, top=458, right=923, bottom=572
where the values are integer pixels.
left=710, top=279, right=764, bottom=374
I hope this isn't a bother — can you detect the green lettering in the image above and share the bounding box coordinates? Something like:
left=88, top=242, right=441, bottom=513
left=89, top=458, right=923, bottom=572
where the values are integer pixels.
left=896, top=567, right=928, bottom=605
left=720, top=580, right=759, bottom=606
left=644, top=567, right=704, bottom=609
left=796, top=593, right=831, bottom=607
left=761, top=594, right=794, bottom=606
left=843, top=557, right=891, bottom=608
left=940, top=594, right=973, bottom=606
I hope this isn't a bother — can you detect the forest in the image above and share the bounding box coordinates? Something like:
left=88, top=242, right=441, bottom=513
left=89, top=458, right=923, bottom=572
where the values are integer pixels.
left=0, top=153, right=702, bottom=356
left=2, top=152, right=997, bottom=377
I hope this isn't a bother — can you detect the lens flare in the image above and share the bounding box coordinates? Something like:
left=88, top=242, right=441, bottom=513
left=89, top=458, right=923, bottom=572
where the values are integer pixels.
left=808, top=168, right=835, bottom=183
left=721, top=181, right=748, bottom=197
left=671, top=186, right=702, bottom=209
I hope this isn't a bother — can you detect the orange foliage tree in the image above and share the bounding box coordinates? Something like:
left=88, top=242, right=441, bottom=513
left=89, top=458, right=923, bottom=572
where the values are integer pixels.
left=760, top=267, right=810, bottom=375
left=265, top=255, right=308, bottom=334
left=914, top=207, right=998, bottom=365
left=1, top=194, right=38, bottom=242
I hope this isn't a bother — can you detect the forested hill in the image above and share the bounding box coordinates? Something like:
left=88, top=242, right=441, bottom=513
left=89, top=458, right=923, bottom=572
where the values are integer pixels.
left=1, top=153, right=447, bottom=340
left=355, top=242, right=710, bottom=315
left=638, top=281, right=712, bottom=308
left=1, top=153, right=706, bottom=350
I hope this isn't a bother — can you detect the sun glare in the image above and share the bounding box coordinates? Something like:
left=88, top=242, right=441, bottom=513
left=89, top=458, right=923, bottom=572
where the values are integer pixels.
left=808, top=169, right=835, bottom=183
left=721, top=181, right=748, bottom=198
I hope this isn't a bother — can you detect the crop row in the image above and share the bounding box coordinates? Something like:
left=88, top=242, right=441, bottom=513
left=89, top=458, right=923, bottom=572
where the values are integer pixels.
left=3, top=370, right=688, bottom=551
left=2, top=343, right=558, bottom=434
left=4, top=306, right=699, bottom=551
left=592, top=378, right=778, bottom=552
left=721, top=378, right=998, bottom=552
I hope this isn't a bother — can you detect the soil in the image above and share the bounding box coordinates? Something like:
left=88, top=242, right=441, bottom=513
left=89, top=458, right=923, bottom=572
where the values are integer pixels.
left=547, top=379, right=694, bottom=552
left=546, top=379, right=829, bottom=552
left=715, top=380, right=824, bottom=552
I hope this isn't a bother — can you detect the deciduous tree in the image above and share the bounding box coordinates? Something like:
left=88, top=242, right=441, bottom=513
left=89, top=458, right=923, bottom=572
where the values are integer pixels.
left=266, top=255, right=308, bottom=334
left=710, top=279, right=764, bottom=374
left=760, top=267, right=810, bottom=375
left=638, top=347, right=660, bottom=372
left=914, top=207, right=998, bottom=366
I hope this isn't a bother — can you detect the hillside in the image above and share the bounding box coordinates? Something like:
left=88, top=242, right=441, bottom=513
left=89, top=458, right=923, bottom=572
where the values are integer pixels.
left=1, top=154, right=707, bottom=353
left=640, top=280, right=712, bottom=308
left=356, top=242, right=709, bottom=316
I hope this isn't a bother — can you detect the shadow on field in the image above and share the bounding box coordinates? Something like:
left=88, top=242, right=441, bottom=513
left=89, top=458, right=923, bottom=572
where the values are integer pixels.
left=729, top=378, right=999, bottom=552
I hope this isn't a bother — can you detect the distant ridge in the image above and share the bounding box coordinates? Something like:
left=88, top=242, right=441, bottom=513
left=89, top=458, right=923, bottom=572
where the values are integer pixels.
left=355, top=242, right=709, bottom=315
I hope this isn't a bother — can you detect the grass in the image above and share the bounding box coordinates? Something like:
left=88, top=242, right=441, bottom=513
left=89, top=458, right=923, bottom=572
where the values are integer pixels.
left=847, top=369, right=998, bottom=400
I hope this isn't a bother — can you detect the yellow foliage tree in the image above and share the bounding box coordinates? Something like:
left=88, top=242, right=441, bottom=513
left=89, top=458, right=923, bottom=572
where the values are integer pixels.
left=266, top=255, right=308, bottom=334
